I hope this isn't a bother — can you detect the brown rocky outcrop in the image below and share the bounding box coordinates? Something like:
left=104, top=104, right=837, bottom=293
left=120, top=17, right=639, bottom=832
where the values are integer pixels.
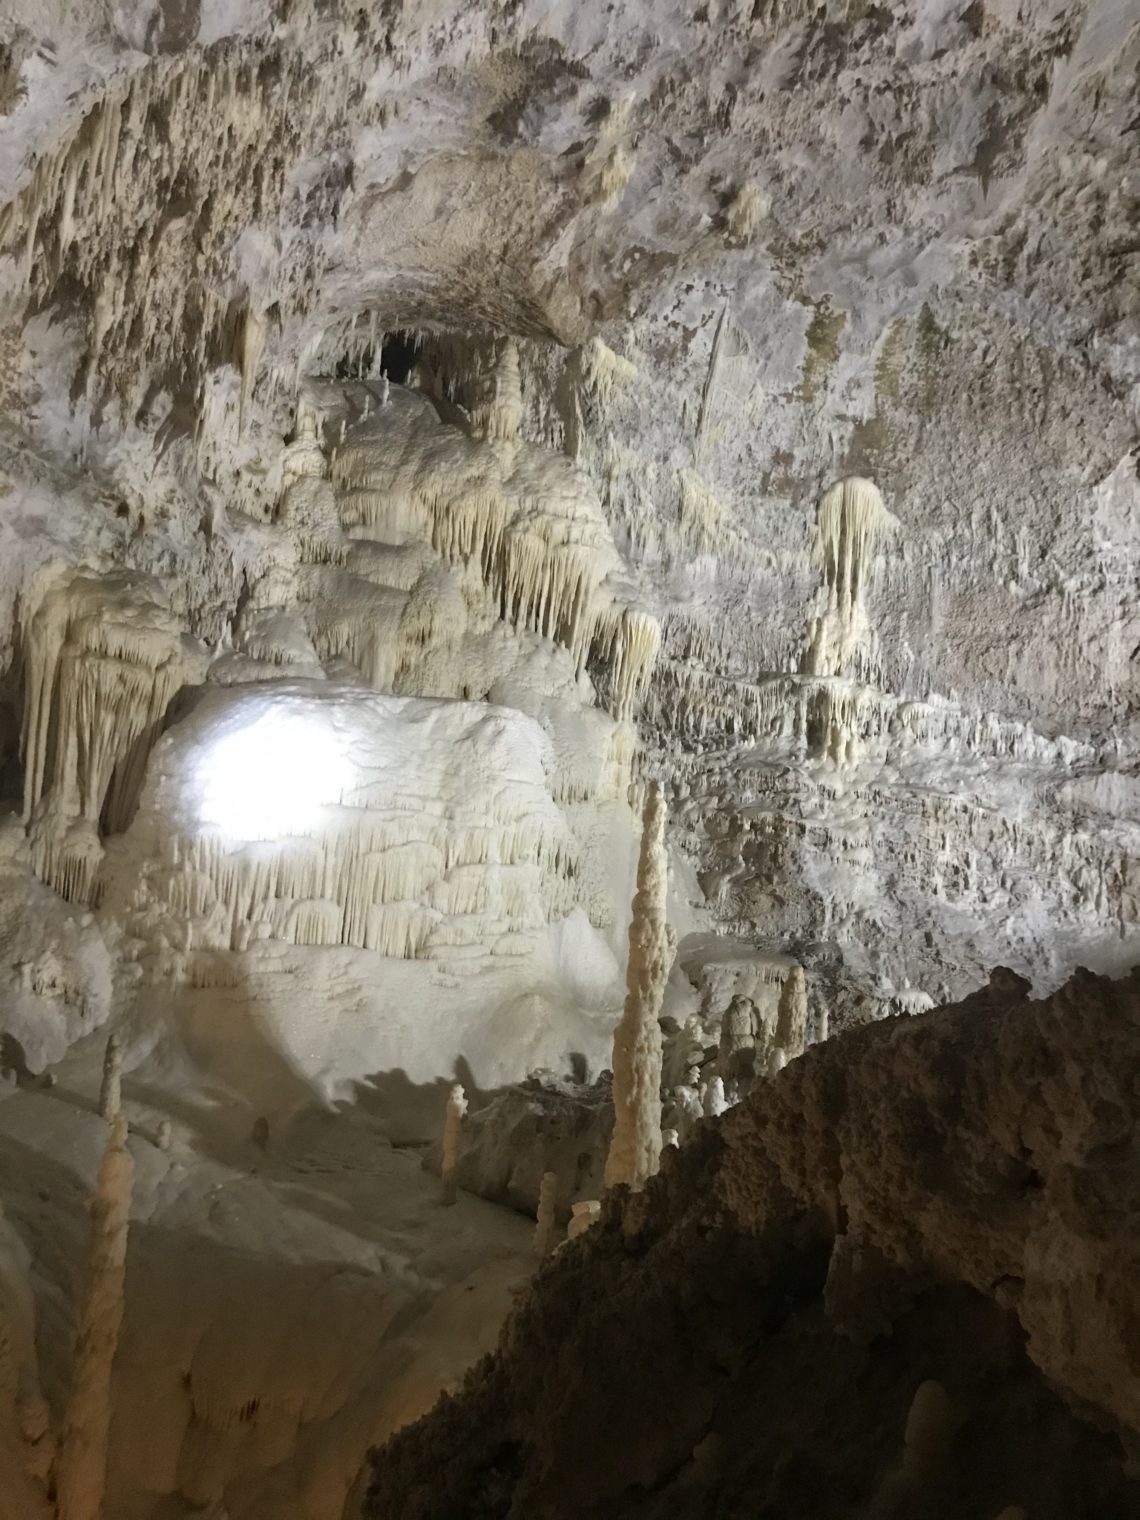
left=368, top=967, right=1140, bottom=1519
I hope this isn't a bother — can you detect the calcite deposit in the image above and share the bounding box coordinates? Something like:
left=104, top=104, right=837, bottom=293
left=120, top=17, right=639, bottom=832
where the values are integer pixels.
left=0, top=0, right=1134, bottom=1514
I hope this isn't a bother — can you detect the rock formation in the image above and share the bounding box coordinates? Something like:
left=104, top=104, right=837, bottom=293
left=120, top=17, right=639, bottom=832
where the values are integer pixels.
left=367, top=968, right=1140, bottom=1519
left=0, top=2, right=1134, bottom=1515
left=604, top=781, right=670, bottom=1193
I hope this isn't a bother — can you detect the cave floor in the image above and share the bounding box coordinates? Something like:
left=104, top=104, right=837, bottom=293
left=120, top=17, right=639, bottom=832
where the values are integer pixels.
left=0, top=1030, right=532, bottom=1520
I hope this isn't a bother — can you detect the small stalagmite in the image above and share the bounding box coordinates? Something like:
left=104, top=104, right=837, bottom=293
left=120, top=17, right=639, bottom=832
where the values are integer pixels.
left=604, top=780, right=670, bottom=1192
left=98, top=1034, right=121, bottom=1122
left=717, top=993, right=757, bottom=1100
left=702, top=1076, right=727, bottom=1118
left=441, top=1083, right=468, bottom=1205
left=534, top=1171, right=559, bottom=1258
left=566, top=1201, right=601, bottom=1240
left=902, top=1379, right=953, bottom=1478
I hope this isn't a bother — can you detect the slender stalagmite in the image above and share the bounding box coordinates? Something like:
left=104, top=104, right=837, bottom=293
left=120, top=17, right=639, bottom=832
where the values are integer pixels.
left=440, top=1083, right=467, bottom=1205
left=604, top=780, right=670, bottom=1192
left=97, top=1035, right=121, bottom=1122
left=534, top=1171, right=559, bottom=1258
left=56, top=1114, right=134, bottom=1520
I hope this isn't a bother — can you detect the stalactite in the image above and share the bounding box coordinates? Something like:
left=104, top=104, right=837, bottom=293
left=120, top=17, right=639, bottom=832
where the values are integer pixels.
left=440, top=1084, right=467, bottom=1206
left=240, top=306, right=267, bottom=433
left=604, top=781, right=670, bottom=1193
left=725, top=182, right=767, bottom=242
left=801, top=477, right=898, bottom=679
left=56, top=1115, right=134, bottom=1520
left=579, top=337, right=637, bottom=409
left=470, top=341, right=522, bottom=443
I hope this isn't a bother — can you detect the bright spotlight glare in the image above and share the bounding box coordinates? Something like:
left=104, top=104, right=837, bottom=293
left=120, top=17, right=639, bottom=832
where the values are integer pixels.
left=194, top=708, right=351, bottom=842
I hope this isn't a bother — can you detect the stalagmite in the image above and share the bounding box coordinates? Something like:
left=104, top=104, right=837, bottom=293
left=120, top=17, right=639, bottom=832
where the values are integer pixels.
left=815, top=1005, right=829, bottom=1044
left=98, top=1034, right=121, bottom=1122
left=155, top=1120, right=172, bottom=1152
left=56, top=1115, right=134, bottom=1520
left=775, top=966, right=808, bottom=1059
left=716, top=994, right=757, bottom=1099
left=534, top=1171, right=559, bottom=1258
left=702, top=1075, right=727, bottom=1118
left=441, top=1083, right=467, bottom=1205
left=604, top=781, right=670, bottom=1192
left=766, top=1045, right=788, bottom=1078
left=18, top=1389, right=55, bottom=1490
left=668, top=1068, right=705, bottom=1141
left=902, top=1379, right=953, bottom=1478
left=566, top=1200, right=601, bottom=1240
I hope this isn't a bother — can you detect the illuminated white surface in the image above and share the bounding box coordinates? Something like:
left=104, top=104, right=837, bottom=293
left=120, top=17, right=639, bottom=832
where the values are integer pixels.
left=193, top=708, right=352, bottom=841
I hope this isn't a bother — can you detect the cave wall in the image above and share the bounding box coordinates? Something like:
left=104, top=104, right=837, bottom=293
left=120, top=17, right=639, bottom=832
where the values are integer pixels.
left=0, top=0, right=1134, bottom=1023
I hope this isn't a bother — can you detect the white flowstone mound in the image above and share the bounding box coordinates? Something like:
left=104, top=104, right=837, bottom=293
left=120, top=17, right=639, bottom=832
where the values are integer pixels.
left=102, top=679, right=578, bottom=963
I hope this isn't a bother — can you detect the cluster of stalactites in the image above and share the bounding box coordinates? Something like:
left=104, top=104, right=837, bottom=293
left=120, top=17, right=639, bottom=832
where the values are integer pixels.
left=129, top=808, right=580, bottom=962
left=0, top=31, right=384, bottom=434
left=647, top=658, right=1094, bottom=773
left=20, top=569, right=202, bottom=902
left=330, top=391, right=659, bottom=720
left=468, top=342, right=523, bottom=444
